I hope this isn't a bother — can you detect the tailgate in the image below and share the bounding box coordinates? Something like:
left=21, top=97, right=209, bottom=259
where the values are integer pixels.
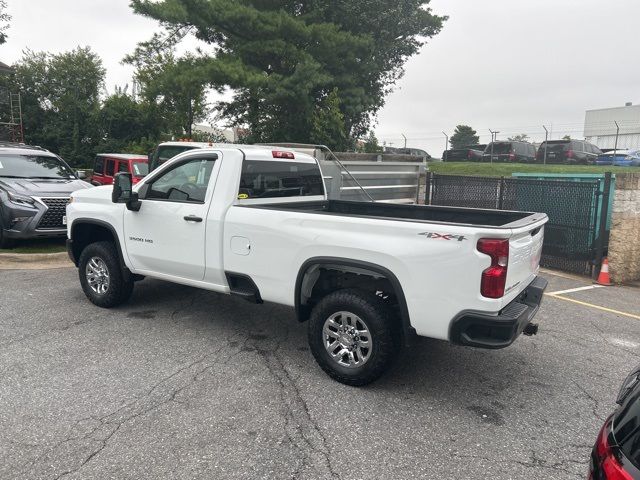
left=502, top=219, right=546, bottom=304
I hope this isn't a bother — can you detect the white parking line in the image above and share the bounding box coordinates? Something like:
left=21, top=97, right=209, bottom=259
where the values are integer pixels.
left=546, top=285, right=604, bottom=296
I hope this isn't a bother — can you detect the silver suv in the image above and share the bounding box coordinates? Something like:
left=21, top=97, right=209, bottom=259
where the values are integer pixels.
left=0, top=143, right=92, bottom=248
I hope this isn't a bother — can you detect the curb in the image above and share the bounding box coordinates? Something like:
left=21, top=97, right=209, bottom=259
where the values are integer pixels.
left=0, top=251, right=73, bottom=269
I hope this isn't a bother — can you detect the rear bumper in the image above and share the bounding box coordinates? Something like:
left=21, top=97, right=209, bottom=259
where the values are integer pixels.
left=450, top=276, right=548, bottom=349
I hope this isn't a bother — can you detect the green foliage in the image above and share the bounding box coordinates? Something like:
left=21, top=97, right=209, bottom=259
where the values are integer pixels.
left=450, top=125, right=479, bottom=149
left=562, top=135, right=571, bottom=140
left=125, top=46, right=210, bottom=138
left=130, top=0, right=445, bottom=144
left=0, top=0, right=10, bottom=45
left=310, top=89, right=347, bottom=151
left=508, top=134, right=529, bottom=142
left=11, top=47, right=105, bottom=166
left=361, top=131, right=383, bottom=153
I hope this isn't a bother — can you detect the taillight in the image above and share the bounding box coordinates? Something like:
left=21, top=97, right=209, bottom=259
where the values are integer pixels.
left=272, top=150, right=295, bottom=159
left=477, top=238, right=509, bottom=298
left=567, top=149, right=574, bottom=159
left=592, top=419, right=633, bottom=480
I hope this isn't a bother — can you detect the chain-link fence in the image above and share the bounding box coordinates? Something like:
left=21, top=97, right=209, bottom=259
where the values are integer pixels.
left=427, top=174, right=609, bottom=275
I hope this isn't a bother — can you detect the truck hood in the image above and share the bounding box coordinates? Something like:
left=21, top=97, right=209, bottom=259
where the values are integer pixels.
left=71, top=184, right=112, bottom=200
left=0, top=177, right=92, bottom=196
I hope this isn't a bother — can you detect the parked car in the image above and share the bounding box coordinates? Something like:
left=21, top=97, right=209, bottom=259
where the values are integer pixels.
left=535, top=140, right=602, bottom=165
left=0, top=143, right=91, bottom=248
left=596, top=150, right=632, bottom=166
left=442, top=145, right=486, bottom=162
left=67, top=144, right=548, bottom=386
left=91, top=154, right=149, bottom=186
left=467, top=144, right=487, bottom=161
left=481, top=141, right=536, bottom=163
left=589, top=364, right=640, bottom=479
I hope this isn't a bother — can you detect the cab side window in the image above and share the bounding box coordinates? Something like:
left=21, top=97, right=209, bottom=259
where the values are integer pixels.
left=94, top=156, right=104, bottom=175
left=144, top=157, right=216, bottom=203
left=105, top=159, right=115, bottom=177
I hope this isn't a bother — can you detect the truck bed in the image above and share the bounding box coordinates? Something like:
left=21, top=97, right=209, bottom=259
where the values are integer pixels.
left=246, top=200, right=544, bottom=229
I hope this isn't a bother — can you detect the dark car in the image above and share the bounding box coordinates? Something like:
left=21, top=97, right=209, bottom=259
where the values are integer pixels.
left=442, top=145, right=486, bottom=162
left=467, top=144, right=487, bottom=161
left=536, top=139, right=602, bottom=165
left=91, top=154, right=148, bottom=186
left=0, top=144, right=92, bottom=248
left=589, top=365, right=640, bottom=479
left=481, top=141, right=536, bottom=163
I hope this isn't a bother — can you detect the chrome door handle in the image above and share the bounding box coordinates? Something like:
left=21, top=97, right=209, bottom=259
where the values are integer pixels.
left=183, top=215, right=203, bottom=223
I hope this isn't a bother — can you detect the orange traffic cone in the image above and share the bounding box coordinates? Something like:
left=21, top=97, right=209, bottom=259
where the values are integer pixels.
left=595, top=257, right=613, bottom=286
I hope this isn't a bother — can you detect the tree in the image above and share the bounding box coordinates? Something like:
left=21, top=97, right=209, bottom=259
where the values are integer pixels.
left=450, top=125, right=479, bottom=149
left=508, top=133, right=529, bottom=142
left=0, top=0, right=10, bottom=45
left=562, top=135, right=571, bottom=141
left=98, top=87, right=164, bottom=152
left=362, top=131, right=383, bottom=153
left=310, top=89, right=348, bottom=151
left=11, top=47, right=105, bottom=165
left=129, top=0, right=445, bottom=144
left=126, top=46, right=210, bottom=138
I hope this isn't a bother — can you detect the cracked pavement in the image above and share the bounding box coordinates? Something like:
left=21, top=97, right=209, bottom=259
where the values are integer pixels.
left=0, top=268, right=638, bottom=479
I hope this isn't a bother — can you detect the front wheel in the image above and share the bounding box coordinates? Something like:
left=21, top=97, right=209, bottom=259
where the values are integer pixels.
left=78, top=241, right=134, bottom=308
left=308, top=289, right=399, bottom=386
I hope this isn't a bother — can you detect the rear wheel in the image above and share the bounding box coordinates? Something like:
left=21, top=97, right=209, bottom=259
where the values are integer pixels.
left=78, top=241, right=133, bottom=308
left=308, top=289, right=399, bottom=386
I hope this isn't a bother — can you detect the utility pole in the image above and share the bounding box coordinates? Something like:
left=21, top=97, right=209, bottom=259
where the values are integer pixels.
left=543, top=126, right=549, bottom=164
left=401, top=133, right=407, bottom=149
left=613, top=121, right=620, bottom=161
left=489, top=129, right=499, bottom=164
left=442, top=132, right=449, bottom=161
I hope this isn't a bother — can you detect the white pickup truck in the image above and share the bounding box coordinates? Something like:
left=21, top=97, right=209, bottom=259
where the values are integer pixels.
left=66, top=145, right=548, bottom=385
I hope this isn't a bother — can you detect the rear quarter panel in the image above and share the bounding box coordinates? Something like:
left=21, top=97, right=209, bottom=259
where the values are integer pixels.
left=223, top=206, right=534, bottom=340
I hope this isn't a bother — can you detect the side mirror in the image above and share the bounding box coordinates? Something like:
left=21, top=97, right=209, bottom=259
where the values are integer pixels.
left=76, top=170, right=88, bottom=180
left=112, top=172, right=141, bottom=211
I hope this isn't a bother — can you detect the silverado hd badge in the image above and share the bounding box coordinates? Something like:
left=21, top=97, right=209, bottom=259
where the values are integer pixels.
left=418, top=232, right=467, bottom=242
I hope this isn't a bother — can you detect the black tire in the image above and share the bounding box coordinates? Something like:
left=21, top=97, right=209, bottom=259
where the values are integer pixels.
left=78, top=241, right=134, bottom=308
left=307, top=289, right=400, bottom=386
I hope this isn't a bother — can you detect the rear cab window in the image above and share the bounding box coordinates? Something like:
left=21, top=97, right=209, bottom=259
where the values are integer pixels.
left=238, top=160, right=325, bottom=200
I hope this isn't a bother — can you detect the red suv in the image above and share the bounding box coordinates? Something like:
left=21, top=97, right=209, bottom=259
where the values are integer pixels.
left=91, top=154, right=148, bottom=186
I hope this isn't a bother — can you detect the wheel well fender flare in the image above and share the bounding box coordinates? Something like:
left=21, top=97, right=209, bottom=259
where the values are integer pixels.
left=294, top=256, right=413, bottom=340
left=69, top=218, right=126, bottom=270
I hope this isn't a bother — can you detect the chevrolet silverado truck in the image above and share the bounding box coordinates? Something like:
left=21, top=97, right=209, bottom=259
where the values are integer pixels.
left=66, top=145, right=548, bottom=385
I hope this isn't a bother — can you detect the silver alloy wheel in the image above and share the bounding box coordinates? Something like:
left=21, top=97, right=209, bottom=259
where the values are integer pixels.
left=323, top=311, right=373, bottom=368
left=85, top=257, right=110, bottom=295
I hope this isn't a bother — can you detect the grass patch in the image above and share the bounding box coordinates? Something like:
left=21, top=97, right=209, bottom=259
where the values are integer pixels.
left=427, top=162, right=638, bottom=177
left=0, top=238, right=66, bottom=254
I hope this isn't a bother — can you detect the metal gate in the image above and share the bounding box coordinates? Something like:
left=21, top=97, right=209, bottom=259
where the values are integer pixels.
left=427, top=173, right=612, bottom=275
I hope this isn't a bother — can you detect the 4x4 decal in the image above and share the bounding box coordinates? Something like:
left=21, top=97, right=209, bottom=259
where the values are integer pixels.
left=418, top=232, right=467, bottom=242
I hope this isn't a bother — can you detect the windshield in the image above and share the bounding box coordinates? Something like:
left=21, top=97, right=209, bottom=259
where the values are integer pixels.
left=0, top=154, right=75, bottom=179
left=132, top=161, right=149, bottom=177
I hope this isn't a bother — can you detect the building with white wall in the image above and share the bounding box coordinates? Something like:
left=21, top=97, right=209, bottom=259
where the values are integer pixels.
left=584, top=103, right=640, bottom=149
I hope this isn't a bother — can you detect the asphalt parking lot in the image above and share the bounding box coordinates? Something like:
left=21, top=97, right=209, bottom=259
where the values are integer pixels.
left=1, top=267, right=638, bottom=480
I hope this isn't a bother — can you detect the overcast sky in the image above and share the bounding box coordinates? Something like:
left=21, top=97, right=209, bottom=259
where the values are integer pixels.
left=1, top=0, right=639, bottom=154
